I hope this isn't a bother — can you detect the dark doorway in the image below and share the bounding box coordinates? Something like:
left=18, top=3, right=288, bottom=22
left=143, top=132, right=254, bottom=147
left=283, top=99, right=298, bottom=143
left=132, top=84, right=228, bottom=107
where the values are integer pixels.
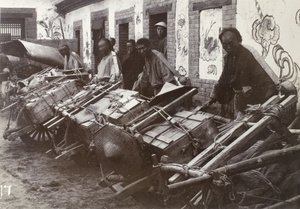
left=75, top=30, right=81, bottom=56
left=92, top=18, right=105, bottom=70
left=118, top=23, right=129, bottom=60
left=149, top=13, right=167, bottom=50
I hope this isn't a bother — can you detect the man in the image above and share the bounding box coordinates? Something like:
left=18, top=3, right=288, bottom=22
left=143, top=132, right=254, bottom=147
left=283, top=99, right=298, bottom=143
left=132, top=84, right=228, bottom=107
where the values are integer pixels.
left=135, top=38, right=177, bottom=96
left=59, top=45, right=84, bottom=69
left=0, top=53, right=13, bottom=76
left=109, top=37, right=116, bottom=51
left=155, top=21, right=167, bottom=59
left=202, top=27, right=277, bottom=118
left=0, top=53, right=17, bottom=107
left=121, top=39, right=144, bottom=90
left=92, top=38, right=121, bottom=83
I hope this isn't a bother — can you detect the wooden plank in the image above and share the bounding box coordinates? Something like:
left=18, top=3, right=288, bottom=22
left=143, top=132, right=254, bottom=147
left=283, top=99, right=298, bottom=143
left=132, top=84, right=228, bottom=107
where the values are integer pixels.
left=116, top=17, right=133, bottom=25
left=146, top=3, right=172, bottom=15
left=188, top=113, right=211, bottom=122
left=180, top=119, right=202, bottom=130
left=145, top=131, right=161, bottom=139
left=201, top=116, right=275, bottom=173
left=162, top=128, right=184, bottom=139
left=174, top=110, right=194, bottom=118
left=193, top=0, right=232, bottom=11
left=169, top=95, right=282, bottom=183
left=149, top=122, right=171, bottom=133
left=119, top=99, right=140, bottom=114
left=143, top=135, right=154, bottom=144
left=156, top=135, right=174, bottom=144
left=168, top=122, right=246, bottom=183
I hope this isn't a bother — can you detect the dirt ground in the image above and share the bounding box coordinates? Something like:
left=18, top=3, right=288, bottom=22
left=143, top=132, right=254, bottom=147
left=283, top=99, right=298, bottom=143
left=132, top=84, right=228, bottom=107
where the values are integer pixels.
left=0, top=113, right=165, bottom=209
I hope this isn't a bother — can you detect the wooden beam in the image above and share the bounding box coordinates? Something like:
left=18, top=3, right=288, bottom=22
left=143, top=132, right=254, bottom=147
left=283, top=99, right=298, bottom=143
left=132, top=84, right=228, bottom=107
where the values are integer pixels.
left=146, top=3, right=172, bottom=15
left=116, top=17, right=133, bottom=25
left=193, top=0, right=232, bottom=11
left=1, top=13, right=33, bottom=18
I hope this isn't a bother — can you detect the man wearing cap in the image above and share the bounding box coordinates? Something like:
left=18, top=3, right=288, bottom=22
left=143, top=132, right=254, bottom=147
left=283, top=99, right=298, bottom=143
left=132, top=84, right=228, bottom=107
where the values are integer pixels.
left=155, top=21, right=167, bottom=59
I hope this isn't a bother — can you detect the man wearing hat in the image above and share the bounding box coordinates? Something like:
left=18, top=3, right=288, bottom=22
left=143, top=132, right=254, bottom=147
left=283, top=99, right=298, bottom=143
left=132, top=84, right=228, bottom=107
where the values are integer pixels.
left=155, top=21, right=167, bottom=59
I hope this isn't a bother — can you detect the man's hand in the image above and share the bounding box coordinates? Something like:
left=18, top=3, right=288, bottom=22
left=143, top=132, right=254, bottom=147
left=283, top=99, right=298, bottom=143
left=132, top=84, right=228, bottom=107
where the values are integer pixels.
left=200, top=99, right=216, bottom=111
left=91, top=76, right=99, bottom=84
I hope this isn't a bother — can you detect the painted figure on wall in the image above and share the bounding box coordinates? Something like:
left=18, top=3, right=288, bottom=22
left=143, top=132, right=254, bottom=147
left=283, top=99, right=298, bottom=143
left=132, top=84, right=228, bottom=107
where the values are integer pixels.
left=176, top=13, right=189, bottom=76
left=252, top=0, right=280, bottom=58
left=199, top=8, right=222, bottom=81
left=37, top=7, right=63, bottom=40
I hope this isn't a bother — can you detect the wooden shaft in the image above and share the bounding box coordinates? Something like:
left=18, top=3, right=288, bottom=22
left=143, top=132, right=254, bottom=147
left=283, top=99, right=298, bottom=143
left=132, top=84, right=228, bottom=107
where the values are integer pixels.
left=167, top=144, right=300, bottom=191
left=131, top=88, right=197, bottom=132
left=264, top=195, right=300, bottom=209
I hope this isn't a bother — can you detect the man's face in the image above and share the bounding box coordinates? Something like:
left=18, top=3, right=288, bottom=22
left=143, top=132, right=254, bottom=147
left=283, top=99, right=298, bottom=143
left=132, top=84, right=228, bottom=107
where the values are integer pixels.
left=126, top=42, right=134, bottom=54
left=59, top=47, right=69, bottom=56
left=221, top=31, right=240, bottom=55
left=98, top=40, right=110, bottom=55
left=156, top=26, right=166, bottom=38
left=136, top=44, right=150, bottom=58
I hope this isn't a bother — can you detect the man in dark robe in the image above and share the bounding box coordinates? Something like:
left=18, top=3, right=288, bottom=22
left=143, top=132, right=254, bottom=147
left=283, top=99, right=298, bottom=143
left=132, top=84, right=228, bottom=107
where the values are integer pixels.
left=202, top=27, right=277, bottom=118
left=121, top=39, right=144, bottom=90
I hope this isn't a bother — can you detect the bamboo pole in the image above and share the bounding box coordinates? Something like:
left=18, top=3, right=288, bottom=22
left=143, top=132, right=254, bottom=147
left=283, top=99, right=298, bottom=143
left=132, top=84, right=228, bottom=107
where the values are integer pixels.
left=167, top=144, right=300, bottom=191
left=264, top=195, right=300, bottom=209
left=168, top=95, right=282, bottom=183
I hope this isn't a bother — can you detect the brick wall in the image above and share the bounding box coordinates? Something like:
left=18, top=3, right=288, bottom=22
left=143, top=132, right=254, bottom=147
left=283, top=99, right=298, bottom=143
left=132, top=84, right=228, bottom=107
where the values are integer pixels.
left=0, top=8, right=37, bottom=40
left=25, top=9, right=37, bottom=39
left=143, top=0, right=176, bottom=67
left=189, top=0, right=236, bottom=104
left=115, top=7, right=134, bottom=58
left=141, top=0, right=236, bottom=104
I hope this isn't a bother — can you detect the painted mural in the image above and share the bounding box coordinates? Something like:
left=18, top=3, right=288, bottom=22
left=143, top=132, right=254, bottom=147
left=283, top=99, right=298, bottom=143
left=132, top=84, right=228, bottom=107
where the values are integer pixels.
left=237, top=0, right=300, bottom=106
left=273, top=45, right=300, bottom=89
left=37, top=7, right=63, bottom=40
left=199, top=8, right=222, bottom=80
left=252, top=0, right=280, bottom=58
left=134, top=0, right=143, bottom=41
left=296, top=9, right=300, bottom=26
left=175, top=0, right=189, bottom=76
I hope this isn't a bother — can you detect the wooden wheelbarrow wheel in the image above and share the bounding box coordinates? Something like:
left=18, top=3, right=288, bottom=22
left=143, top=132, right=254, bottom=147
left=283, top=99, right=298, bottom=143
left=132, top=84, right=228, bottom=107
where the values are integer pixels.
left=20, top=124, right=65, bottom=149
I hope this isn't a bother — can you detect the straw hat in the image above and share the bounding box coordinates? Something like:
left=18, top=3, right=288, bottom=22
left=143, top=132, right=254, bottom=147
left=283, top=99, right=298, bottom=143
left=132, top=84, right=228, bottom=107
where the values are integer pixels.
left=155, top=21, right=167, bottom=28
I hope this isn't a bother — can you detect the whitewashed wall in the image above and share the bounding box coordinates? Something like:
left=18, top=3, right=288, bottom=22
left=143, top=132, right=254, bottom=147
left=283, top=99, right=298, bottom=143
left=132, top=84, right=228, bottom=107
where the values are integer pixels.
left=0, top=0, right=62, bottom=39
left=175, top=0, right=189, bottom=77
left=236, top=0, right=300, bottom=98
left=134, top=0, right=144, bottom=41
left=63, top=0, right=137, bottom=68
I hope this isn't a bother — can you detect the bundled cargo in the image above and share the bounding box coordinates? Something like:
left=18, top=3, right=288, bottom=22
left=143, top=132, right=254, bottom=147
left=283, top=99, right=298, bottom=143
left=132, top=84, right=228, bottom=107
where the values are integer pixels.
left=3, top=78, right=83, bottom=142
left=95, top=91, right=299, bottom=209
left=1, top=49, right=299, bottom=209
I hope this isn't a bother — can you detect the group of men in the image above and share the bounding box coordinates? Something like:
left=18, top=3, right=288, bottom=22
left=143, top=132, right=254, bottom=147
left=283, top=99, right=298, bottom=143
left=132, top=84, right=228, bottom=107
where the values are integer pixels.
left=57, top=23, right=277, bottom=119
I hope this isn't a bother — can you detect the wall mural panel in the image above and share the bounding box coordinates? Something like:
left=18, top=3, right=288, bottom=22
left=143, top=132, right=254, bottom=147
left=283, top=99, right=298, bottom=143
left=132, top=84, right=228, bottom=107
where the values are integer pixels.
left=175, top=0, right=189, bottom=76
left=252, top=0, right=280, bottom=58
left=199, top=8, right=222, bottom=80
left=273, top=45, right=300, bottom=89
left=237, top=0, right=300, bottom=108
left=134, top=0, right=143, bottom=41
left=37, top=7, right=63, bottom=40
